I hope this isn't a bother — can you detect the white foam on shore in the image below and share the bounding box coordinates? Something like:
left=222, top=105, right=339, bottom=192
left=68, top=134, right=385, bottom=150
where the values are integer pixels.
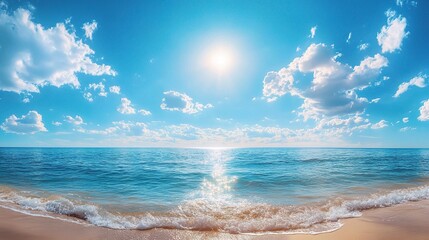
left=1, top=185, right=429, bottom=234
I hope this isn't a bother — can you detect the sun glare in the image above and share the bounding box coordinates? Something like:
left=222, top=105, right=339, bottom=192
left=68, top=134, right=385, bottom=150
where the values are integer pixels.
left=206, top=45, right=235, bottom=75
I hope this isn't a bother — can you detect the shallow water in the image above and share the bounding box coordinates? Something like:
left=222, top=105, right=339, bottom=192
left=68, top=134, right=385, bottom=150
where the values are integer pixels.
left=1, top=147, right=429, bottom=233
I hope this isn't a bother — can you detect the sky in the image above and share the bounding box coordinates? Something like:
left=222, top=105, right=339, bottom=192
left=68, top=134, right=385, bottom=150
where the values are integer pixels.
left=0, top=0, right=428, bottom=147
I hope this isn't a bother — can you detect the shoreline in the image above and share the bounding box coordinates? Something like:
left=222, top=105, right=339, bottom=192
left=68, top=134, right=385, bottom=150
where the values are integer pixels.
left=1, top=200, right=429, bottom=240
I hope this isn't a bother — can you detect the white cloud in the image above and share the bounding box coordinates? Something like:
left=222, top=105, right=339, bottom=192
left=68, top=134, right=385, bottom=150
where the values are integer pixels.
left=393, top=75, right=427, bottom=98
left=116, top=98, right=149, bottom=115
left=315, top=115, right=371, bottom=132
left=109, top=85, right=120, bottom=94
left=396, top=0, right=418, bottom=7
left=402, top=117, right=409, bottom=123
left=160, top=91, right=213, bottom=114
left=371, top=98, right=381, bottom=103
left=83, top=92, right=93, bottom=102
left=88, top=82, right=107, bottom=97
left=52, top=121, right=62, bottom=126
left=309, top=26, right=317, bottom=38
left=64, top=115, right=84, bottom=125
left=263, top=43, right=388, bottom=120
left=117, top=98, right=136, bottom=114
left=371, top=120, right=388, bottom=129
left=262, top=69, right=296, bottom=102
left=22, top=97, right=30, bottom=103
left=418, top=99, right=429, bottom=121
left=112, top=121, right=149, bottom=136
left=0, top=8, right=116, bottom=94
left=1, top=110, right=47, bottom=134
left=400, top=126, right=415, bottom=132
left=82, top=20, right=97, bottom=40
left=72, top=114, right=388, bottom=147
left=358, top=43, right=369, bottom=51
left=346, top=32, right=352, bottom=43
left=377, top=10, right=408, bottom=53
left=138, top=109, right=152, bottom=116
left=350, top=54, right=388, bottom=90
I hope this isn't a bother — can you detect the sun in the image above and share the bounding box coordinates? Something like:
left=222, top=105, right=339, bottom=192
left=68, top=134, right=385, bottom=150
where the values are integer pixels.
left=206, top=45, right=235, bottom=75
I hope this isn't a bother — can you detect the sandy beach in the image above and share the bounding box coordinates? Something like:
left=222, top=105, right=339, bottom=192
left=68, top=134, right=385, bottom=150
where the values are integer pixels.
left=1, top=200, right=428, bottom=240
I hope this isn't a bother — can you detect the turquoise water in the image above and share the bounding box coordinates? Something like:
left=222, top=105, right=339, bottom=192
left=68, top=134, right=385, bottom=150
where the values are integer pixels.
left=1, top=147, right=429, bottom=233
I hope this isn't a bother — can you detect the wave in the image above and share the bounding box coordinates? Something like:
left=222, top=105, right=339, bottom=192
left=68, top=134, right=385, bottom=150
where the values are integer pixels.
left=1, top=185, right=429, bottom=234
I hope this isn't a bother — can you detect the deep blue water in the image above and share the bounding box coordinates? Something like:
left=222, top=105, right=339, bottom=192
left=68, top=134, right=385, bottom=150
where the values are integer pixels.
left=1, top=147, right=429, bottom=233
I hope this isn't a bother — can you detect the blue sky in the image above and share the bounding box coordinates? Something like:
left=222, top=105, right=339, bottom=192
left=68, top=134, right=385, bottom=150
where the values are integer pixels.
left=0, top=0, right=428, bottom=147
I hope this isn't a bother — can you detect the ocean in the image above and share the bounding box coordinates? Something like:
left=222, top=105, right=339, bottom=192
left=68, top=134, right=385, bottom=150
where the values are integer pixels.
left=1, top=147, right=429, bottom=234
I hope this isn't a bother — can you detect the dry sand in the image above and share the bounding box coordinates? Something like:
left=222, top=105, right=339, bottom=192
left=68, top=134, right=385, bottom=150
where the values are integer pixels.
left=1, top=200, right=429, bottom=240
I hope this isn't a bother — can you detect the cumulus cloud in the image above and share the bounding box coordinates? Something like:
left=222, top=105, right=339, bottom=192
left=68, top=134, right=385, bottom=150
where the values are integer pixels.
left=315, top=115, right=371, bottom=133
left=160, top=91, right=213, bottom=114
left=109, top=85, right=120, bottom=94
left=358, top=43, right=369, bottom=51
left=117, top=98, right=136, bottom=114
left=1, top=110, right=47, bottom=134
left=64, top=115, right=84, bottom=125
left=262, top=69, right=296, bottom=102
left=371, top=120, right=388, bottom=129
left=418, top=99, right=429, bottom=121
left=396, top=0, right=417, bottom=7
left=82, top=20, right=97, bottom=40
left=88, top=82, right=107, bottom=97
left=393, top=75, right=427, bottom=98
left=73, top=114, right=388, bottom=147
left=116, top=98, right=150, bottom=115
left=83, top=82, right=119, bottom=101
left=52, top=121, right=62, bottom=126
left=74, top=121, right=154, bottom=136
left=138, top=109, right=152, bottom=116
left=377, top=10, right=408, bottom=53
left=83, top=92, right=93, bottom=102
left=112, top=121, right=149, bottom=136
left=263, top=43, right=388, bottom=120
left=309, top=26, right=317, bottom=38
left=0, top=8, right=116, bottom=94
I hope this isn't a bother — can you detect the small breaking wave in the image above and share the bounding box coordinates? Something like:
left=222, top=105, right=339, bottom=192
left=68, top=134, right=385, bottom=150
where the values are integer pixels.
left=1, top=185, right=429, bottom=234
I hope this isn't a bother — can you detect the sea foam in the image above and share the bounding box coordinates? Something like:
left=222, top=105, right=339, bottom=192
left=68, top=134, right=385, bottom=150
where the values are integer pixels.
left=1, top=185, right=429, bottom=234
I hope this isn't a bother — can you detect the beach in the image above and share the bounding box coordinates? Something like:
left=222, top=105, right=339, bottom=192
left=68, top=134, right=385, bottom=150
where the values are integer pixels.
left=1, top=200, right=429, bottom=240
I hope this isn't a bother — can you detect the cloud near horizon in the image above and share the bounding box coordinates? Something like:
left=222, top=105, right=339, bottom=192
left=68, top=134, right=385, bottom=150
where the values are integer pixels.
left=1, top=110, right=47, bottom=134
left=65, top=114, right=390, bottom=147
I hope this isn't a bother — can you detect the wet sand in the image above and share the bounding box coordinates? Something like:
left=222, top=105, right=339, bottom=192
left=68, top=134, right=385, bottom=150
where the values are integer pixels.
left=1, top=200, right=429, bottom=240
